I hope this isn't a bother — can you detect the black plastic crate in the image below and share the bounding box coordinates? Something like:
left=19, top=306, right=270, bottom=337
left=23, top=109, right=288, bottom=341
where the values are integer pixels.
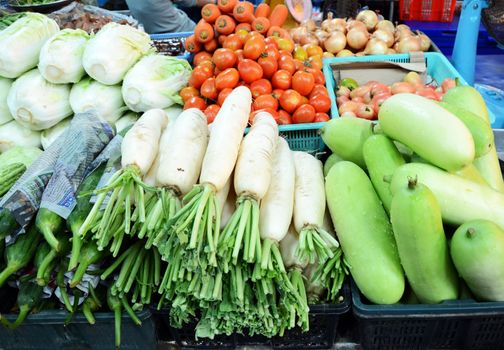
left=157, top=283, right=350, bottom=349
left=0, top=309, right=156, bottom=350
left=352, top=281, right=504, bottom=350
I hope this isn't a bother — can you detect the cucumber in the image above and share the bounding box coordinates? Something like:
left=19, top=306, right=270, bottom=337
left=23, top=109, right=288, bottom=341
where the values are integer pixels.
left=390, top=178, right=459, bottom=303
left=320, top=118, right=374, bottom=169
left=323, top=153, right=343, bottom=177
left=451, top=220, right=504, bottom=301
left=391, top=163, right=504, bottom=230
left=442, top=86, right=490, bottom=124
left=0, top=208, right=18, bottom=240
left=378, top=93, right=475, bottom=171
left=363, top=135, right=405, bottom=213
left=0, top=163, right=26, bottom=197
left=325, top=161, right=404, bottom=304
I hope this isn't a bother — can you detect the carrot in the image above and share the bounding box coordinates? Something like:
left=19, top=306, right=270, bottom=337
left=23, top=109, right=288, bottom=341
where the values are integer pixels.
left=185, top=35, right=201, bottom=53
left=267, top=25, right=289, bottom=39
left=204, top=38, right=218, bottom=52
left=195, top=21, right=215, bottom=43
left=201, top=4, right=221, bottom=23
left=269, top=4, right=288, bottom=27
left=235, top=22, right=252, bottom=33
left=215, top=15, right=236, bottom=35
left=255, top=3, right=270, bottom=18
left=217, top=0, right=237, bottom=13
left=233, top=1, right=255, bottom=23
left=252, top=17, right=270, bottom=35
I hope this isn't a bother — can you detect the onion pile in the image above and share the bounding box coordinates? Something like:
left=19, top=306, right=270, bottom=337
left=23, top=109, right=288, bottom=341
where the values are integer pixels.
left=289, top=10, right=431, bottom=57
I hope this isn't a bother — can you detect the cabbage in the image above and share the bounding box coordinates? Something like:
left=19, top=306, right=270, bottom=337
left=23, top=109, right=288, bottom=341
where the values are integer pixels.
left=0, top=120, right=41, bottom=152
left=0, top=13, right=59, bottom=79
left=38, top=29, right=90, bottom=84
left=82, top=23, right=153, bottom=85
left=114, top=111, right=139, bottom=133
left=122, top=55, right=191, bottom=112
left=7, top=69, right=72, bottom=131
left=0, top=77, right=13, bottom=126
left=69, top=77, right=126, bottom=123
left=41, top=117, right=71, bottom=150
left=0, top=146, right=42, bottom=167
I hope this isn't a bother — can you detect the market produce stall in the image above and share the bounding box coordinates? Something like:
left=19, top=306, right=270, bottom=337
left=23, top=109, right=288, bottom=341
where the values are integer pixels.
left=0, top=0, right=503, bottom=349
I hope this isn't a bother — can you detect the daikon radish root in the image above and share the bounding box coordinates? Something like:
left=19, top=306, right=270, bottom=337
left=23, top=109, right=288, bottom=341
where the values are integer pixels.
left=79, top=109, right=168, bottom=251
left=293, top=152, right=339, bottom=264
left=219, top=177, right=235, bottom=229
left=160, top=86, right=251, bottom=274
left=218, top=112, right=278, bottom=269
left=304, top=263, right=325, bottom=304
left=142, top=109, right=208, bottom=248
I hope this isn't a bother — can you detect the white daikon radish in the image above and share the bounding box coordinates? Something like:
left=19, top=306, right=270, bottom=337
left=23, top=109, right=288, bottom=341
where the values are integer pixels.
left=293, top=152, right=339, bottom=264
left=220, top=181, right=236, bottom=230
left=219, top=112, right=278, bottom=268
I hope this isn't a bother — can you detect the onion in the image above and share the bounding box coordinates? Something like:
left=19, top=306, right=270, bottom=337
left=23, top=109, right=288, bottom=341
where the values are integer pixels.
left=395, top=29, right=414, bottom=41
left=387, top=48, right=397, bottom=54
left=347, top=19, right=367, bottom=32
left=337, top=49, right=354, bottom=57
left=396, top=24, right=411, bottom=32
left=346, top=28, right=369, bottom=50
left=372, top=29, right=394, bottom=47
left=290, top=26, right=308, bottom=43
left=301, top=19, right=316, bottom=32
left=355, top=51, right=366, bottom=57
left=324, top=31, right=347, bottom=54
left=398, top=36, right=421, bottom=53
left=417, top=31, right=431, bottom=51
left=393, top=42, right=399, bottom=51
left=356, top=10, right=378, bottom=31
left=376, top=20, right=395, bottom=32
left=300, top=34, right=319, bottom=47
left=364, top=38, right=388, bottom=55
left=314, top=29, right=330, bottom=45
left=323, top=51, right=335, bottom=58
left=321, top=12, right=342, bottom=32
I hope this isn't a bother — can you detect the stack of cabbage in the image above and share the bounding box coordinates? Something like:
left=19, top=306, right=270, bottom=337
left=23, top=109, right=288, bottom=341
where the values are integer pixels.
left=0, top=12, right=191, bottom=152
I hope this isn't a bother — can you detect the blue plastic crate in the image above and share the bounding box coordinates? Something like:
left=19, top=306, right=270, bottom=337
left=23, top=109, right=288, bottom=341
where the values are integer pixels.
left=150, top=31, right=193, bottom=62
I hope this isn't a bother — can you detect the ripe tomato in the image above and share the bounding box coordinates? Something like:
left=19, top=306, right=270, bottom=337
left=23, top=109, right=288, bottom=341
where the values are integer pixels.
left=278, top=55, right=296, bottom=74
left=272, top=89, right=284, bottom=99
left=180, top=86, right=200, bottom=102
left=264, top=44, right=280, bottom=61
left=277, top=110, right=292, bottom=125
left=277, top=38, right=294, bottom=52
left=264, top=36, right=278, bottom=47
left=200, top=78, right=218, bottom=100
left=238, top=59, right=263, bottom=83
left=197, top=60, right=215, bottom=71
left=189, top=66, right=213, bottom=89
left=212, top=48, right=237, bottom=70
left=271, top=70, right=292, bottom=90
left=310, top=84, right=328, bottom=99
left=308, top=69, right=325, bottom=85
left=253, top=94, right=278, bottom=111
left=218, top=34, right=227, bottom=45
left=223, top=34, right=243, bottom=51
left=215, top=68, right=239, bottom=90
left=193, top=52, right=212, bottom=66
left=250, top=108, right=279, bottom=124
left=300, top=95, right=309, bottom=105
left=308, top=55, right=323, bottom=70
left=305, top=44, right=323, bottom=57
left=309, top=93, right=331, bottom=113
left=257, top=55, right=278, bottom=79
left=204, top=104, right=220, bottom=124
left=292, top=104, right=316, bottom=123
left=234, top=49, right=245, bottom=62
left=294, top=59, right=306, bottom=71
left=218, top=87, right=233, bottom=106
left=279, top=89, right=302, bottom=113
left=314, top=112, right=330, bottom=122
left=243, top=36, right=265, bottom=60
left=279, top=49, right=293, bottom=58
left=250, top=79, right=272, bottom=98
left=184, top=96, right=207, bottom=110
left=292, top=71, right=315, bottom=96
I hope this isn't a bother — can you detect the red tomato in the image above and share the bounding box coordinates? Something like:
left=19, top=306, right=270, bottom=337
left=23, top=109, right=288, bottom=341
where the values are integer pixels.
left=215, top=68, right=239, bottom=90
left=250, top=79, right=272, bottom=98
left=314, top=112, right=330, bottom=122
left=189, top=66, right=213, bottom=89
left=308, top=55, right=323, bottom=70
left=184, top=96, right=207, bottom=110
left=180, top=86, right=200, bottom=102
left=264, top=36, right=278, bottom=47
left=197, top=60, right=215, bottom=71
left=253, top=94, right=278, bottom=111
left=243, top=36, right=266, bottom=60
left=272, top=89, right=284, bottom=99
left=277, top=109, right=292, bottom=125
left=310, top=84, right=328, bottom=99
left=212, top=48, right=237, bottom=70
left=310, top=69, right=325, bottom=85
left=218, top=34, right=227, bottom=45
left=238, top=59, right=263, bottom=83
left=309, top=93, right=331, bottom=113
left=300, top=95, right=309, bottom=105
left=278, top=49, right=293, bottom=58
left=279, top=89, right=302, bottom=113
left=271, top=70, right=292, bottom=90
left=223, top=34, right=243, bottom=51
left=278, top=55, right=296, bottom=74
left=235, top=49, right=245, bottom=62
left=218, top=87, right=233, bottom=106
left=258, top=55, right=278, bottom=79
left=204, top=104, right=221, bottom=124
left=292, top=104, right=316, bottom=123
left=193, top=52, right=212, bottom=66
left=250, top=108, right=279, bottom=124
left=204, top=38, right=218, bottom=52
left=200, top=78, right=218, bottom=100
left=294, top=59, right=306, bottom=71
left=264, top=43, right=280, bottom=61
left=292, top=71, right=315, bottom=96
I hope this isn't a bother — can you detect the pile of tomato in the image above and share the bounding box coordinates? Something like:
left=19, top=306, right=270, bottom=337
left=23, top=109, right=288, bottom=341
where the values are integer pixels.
left=179, top=0, right=332, bottom=125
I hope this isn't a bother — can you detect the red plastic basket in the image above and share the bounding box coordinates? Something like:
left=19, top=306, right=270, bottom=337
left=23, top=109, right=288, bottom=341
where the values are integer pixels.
left=399, top=0, right=457, bottom=22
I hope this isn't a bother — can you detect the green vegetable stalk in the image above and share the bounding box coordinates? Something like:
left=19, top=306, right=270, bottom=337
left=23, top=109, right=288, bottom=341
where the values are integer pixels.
left=312, top=247, right=350, bottom=303
left=107, top=287, right=142, bottom=349
left=70, top=241, right=108, bottom=288
left=35, top=233, right=70, bottom=286
left=35, top=208, right=64, bottom=252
